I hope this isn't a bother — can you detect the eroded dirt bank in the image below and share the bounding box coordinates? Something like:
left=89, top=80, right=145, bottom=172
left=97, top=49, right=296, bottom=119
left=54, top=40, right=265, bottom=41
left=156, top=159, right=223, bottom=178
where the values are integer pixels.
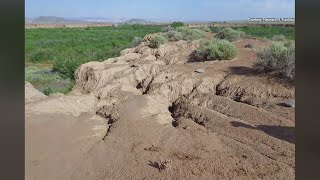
left=25, top=38, right=295, bottom=180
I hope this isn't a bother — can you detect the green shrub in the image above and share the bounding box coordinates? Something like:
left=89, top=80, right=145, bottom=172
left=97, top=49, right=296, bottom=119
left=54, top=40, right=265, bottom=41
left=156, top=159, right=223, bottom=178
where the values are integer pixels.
left=29, top=49, right=53, bottom=62
left=215, top=27, right=245, bottom=42
left=272, top=35, right=286, bottom=41
left=165, top=31, right=183, bottom=41
left=201, top=27, right=211, bottom=32
left=171, top=22, right=184, bottom=28
left=52, top=54, right=90, bottom=79
left=254, top=42, right=295, bottom=80
left=210, top=27, right=223, bottom=33
left=149, top=34, right=166, bottom=48
left=43, top=86, right=53, bottom=95
left=176, top=27, right=205, bottom=41
left=195, top=39, right=238, bottom=61
left=131, top=37, right=143, bottom=47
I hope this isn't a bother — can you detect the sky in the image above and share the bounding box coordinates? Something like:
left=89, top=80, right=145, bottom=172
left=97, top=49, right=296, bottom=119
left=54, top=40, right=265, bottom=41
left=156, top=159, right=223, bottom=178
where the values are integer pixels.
left=25, top=0, right=295, bottom=21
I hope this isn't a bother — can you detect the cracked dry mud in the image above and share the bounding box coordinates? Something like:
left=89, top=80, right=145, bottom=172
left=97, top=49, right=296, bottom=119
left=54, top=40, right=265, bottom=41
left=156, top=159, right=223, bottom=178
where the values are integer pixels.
left=26, top=37, right=295, bottom=180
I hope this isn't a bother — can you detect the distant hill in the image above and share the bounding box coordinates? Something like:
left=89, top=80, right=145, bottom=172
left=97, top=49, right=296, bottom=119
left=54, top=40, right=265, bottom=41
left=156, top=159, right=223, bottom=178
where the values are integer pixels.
left=122, top=18, right=156, bottom=25
left=26, top=16, right=87, bottom=24
left=25, top=16, right=164, bottom=25
left=25, top=17, right=34, bottom=24
left=74, top=17, right=128, bottom=23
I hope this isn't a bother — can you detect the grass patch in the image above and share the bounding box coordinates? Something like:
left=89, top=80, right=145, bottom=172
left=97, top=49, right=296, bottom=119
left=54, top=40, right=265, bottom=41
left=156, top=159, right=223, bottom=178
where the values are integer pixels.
left=25, top=65, right=75, bottom=95
left=232, top=27, right=295, bottom=40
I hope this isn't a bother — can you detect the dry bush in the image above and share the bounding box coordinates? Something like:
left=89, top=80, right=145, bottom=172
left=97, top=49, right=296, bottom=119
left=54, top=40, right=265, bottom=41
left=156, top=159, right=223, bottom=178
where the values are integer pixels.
left=150, top=159, right=171, bottom=172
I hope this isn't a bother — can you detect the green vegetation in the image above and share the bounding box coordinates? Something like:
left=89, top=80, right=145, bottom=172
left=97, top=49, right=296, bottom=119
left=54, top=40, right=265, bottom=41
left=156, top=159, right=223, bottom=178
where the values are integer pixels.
left=25, top=66, right=62, bottom=83
left=254, top=42, right=295, bottom=80
left=149, top=34, right=167, bottom=48
left=26, top=24, right=164, bottom=78
left=210, top=26, right=295, bottom=40
left=25, top=65, right=75, bottom=95
left=210, top=27, right=223, bottom=33
left=200, top=27, right=211, bottom=32
left=176, top=27, right=205, bottom=41
left=170, top=22, right=184, bottom=28
left=25, top=24, right=164, bottom=94
left=195, top=39, right=238, bottom=61
left=215, top=27, right=245, bottom=42
left=232, top=27, right=295, bottom=40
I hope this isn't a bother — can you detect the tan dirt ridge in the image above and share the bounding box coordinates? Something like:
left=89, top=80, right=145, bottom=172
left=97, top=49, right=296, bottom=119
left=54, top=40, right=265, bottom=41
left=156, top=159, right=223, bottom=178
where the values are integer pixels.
left=25, top=37, right=295, bottom=180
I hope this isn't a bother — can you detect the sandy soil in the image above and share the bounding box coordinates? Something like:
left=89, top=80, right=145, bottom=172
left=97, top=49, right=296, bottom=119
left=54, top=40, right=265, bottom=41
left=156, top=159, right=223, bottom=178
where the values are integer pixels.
left=25, top=37, right=295, bottom=180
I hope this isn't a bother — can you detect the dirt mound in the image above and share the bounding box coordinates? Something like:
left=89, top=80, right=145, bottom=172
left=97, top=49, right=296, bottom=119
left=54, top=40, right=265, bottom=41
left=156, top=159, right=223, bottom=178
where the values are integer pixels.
left=26, top=38, right=295, bottom=180
left=25, top=81, right=47, bottom=103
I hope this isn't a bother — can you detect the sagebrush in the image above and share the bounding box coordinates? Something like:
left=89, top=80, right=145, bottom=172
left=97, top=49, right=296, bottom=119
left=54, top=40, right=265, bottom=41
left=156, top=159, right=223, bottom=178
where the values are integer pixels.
left=215, top=27, right=245, bottom=42
left=131, top=37, right=143, bottom=47
left=165, top=31, right=183, bottom=41
left=195, top=39, right=238, bottom=61
left=149, top=34, right=166, bottom=48
left=254, top=42, right=295, bottom=80
left=272, top=35, right=286, bottom=41
left=176, top=27, right=205, bottom=41
left=200, top=27, right=211, bottom=32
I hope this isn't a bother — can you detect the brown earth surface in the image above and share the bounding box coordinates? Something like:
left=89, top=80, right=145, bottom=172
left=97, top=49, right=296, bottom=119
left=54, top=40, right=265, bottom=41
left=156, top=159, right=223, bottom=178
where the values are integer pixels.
left=25, top=37, right=295, bottom=180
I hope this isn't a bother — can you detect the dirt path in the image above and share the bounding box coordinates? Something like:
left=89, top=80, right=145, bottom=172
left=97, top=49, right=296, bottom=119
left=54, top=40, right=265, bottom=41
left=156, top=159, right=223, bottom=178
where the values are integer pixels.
left=25, top=38, right=294, bottom=180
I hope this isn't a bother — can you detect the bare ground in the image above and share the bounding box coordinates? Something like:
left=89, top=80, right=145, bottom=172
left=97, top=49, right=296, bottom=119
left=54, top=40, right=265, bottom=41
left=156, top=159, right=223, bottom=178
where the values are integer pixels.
left=25, top=37, right=294, bottom=180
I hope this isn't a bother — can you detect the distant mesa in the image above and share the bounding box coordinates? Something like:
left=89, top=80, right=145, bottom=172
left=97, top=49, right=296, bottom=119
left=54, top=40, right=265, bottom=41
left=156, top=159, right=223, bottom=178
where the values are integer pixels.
left=25, top=16, right=87, bottom=24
